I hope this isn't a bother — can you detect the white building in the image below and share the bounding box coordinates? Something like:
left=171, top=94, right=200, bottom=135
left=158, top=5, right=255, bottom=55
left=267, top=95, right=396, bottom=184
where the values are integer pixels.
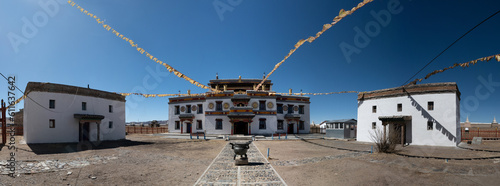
left=357, top=82, right=460, bottom=147
left=168, top=77, right=310, bottom=135
left=23, top=82, right=126, bottom=144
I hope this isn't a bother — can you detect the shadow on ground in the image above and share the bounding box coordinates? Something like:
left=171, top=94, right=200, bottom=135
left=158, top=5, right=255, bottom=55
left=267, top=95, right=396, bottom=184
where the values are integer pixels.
left=25, top=140, right=153, bottom=155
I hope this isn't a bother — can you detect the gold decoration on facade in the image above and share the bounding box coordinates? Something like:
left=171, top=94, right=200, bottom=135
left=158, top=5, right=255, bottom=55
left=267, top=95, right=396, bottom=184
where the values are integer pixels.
left=192, top=105, right=197, bottom=111
left=208, top=103, right=214, bottom=109
left=283, top=105, right=288, bottom=112
left=180, top=106, right=186, bottom=112
left=294, top=106, right=299, bottom=111
left=267, top=102, right=274, bottom=109
left=223, top=103, right=230, bottom=110
left=252, top=102, right=258, bottom=109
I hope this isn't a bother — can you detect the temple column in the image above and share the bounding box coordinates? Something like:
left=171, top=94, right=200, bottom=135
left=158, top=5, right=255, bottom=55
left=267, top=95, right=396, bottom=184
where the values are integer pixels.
left=97, top=122, right=100, bottom=142
left=231, top=121, right=234, bottom=135
left=181, top=120, right=184, bottom=134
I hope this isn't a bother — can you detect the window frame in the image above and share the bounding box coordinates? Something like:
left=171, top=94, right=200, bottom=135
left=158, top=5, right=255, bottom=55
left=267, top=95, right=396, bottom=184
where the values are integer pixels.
left=186, top=105, right=191, bottom=114
left=49, top=119, right=55, bottom=128
left=299, top=105, right=304, bottom=114
left=215, top=119, right=223, bottom=130
left=216, top=101, right=223, bottom=111
left=427, top=121, right=433, bottom=130
left=259, top=100, right=266, bottom=111
left=175, top=106, right=180, bottom=115
left=197, top=104, right=203, bottom=114
left=197, top=120, right=203, bottom=130
left=109, top=121, right=113, bottom=128
left=175, top=121, right=180, bottom=130
left=109, top=105, right=113, bottom=113
left=49, top=99, right=55, bottom=109
left=372, top=105, right=377, bottom=113
left=277, top=104, right=283, bottom=114
left=259, top=119, right=266, bottom=130
left=397, top=103, right=402, bottom=112
left=277, top=120, right=284, bottom=130
left=428, top=101, right=434, bottom=111
left=288, top=104, right=294, bottom=114
left=372, top=122, right=376, bottom=129
left=82, top=102, right=87, bottom=111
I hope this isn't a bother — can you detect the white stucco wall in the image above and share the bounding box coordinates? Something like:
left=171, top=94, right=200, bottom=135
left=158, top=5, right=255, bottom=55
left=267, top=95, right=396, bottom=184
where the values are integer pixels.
left=357, top=93, right=460, bottom=147
left=23, top=91, right=126, bottom=144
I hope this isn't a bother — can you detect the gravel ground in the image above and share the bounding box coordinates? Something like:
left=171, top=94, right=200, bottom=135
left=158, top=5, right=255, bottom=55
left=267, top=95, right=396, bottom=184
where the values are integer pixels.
left=255, top=139, right=500, bottom=186
left=0, top=134, right=225, bottom=186
left=3, top=136, right=500, bottom=185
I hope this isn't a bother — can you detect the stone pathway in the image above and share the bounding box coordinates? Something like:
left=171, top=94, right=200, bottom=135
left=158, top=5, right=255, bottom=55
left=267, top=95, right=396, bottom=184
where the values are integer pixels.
left=194, top=142, right=286, bottom=186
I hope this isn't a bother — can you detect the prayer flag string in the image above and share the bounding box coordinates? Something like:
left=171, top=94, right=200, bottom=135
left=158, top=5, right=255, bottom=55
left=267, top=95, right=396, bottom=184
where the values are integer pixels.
left=67, top=0, right=218, bottom=92
left=254, top=0, right=374, bottom=91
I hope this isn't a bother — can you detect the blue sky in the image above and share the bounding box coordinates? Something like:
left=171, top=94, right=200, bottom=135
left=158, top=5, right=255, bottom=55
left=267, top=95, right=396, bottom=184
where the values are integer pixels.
left=1, top=0, right=499, bottom=123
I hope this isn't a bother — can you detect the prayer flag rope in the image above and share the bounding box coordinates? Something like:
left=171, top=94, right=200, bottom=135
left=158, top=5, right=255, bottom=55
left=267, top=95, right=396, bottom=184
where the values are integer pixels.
left=118, top=90, right=359, bottom=98
left=67, top=0, right=218, bottom=92
left=254, top=0, right=374, bottom=91
left=408, top=54, right=500, bottom=85
left=8, top=96, right=25, bottom=108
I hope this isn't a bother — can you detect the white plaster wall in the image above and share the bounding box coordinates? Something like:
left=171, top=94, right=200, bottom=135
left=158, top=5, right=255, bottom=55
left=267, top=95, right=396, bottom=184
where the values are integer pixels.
left=205, top=116, right=231, bottom=135
left=251, top=115, right=277, bottom=135
left=357, top=93, right=459, bottom=146
left=23, top=91, right=125, bottom=144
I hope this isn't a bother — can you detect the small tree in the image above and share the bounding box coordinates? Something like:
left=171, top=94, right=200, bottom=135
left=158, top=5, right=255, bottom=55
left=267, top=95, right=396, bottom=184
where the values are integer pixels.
left=150, top=120, right=159, bottom=127
left=369, top=128, right=400, bottom=153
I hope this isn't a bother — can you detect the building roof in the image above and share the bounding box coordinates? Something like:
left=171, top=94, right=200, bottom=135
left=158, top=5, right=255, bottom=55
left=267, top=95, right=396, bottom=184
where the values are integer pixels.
left=208, top=79, right=272, bottom=85
left=358, top=82, right=460, bottom=101
left=25, top=82, right=125, bottom=102
left=325, top=119, right=357, bottom=123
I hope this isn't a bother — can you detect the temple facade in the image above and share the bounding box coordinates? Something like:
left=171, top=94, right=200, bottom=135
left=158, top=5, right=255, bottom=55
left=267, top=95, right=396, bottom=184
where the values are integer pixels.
left=168, top=78, right=310, bottom=135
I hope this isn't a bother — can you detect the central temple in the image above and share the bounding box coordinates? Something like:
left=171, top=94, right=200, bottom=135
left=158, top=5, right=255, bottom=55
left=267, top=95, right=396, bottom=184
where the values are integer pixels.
left=168, top=77, right=310, bottom=135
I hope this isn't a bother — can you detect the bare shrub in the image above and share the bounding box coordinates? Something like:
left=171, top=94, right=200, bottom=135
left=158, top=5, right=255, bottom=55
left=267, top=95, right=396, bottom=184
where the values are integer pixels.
left=369, top=128, right=400, bottom=153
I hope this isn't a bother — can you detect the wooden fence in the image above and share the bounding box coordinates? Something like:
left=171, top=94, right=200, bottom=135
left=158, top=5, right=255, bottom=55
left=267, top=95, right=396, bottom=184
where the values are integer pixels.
left=126, top=126, right=168, bottom=134
left=0, top=126, right=23, bottom=136
left=461, top=127, right=500, bottom=141
left=310, top=128, right=326, bottom=134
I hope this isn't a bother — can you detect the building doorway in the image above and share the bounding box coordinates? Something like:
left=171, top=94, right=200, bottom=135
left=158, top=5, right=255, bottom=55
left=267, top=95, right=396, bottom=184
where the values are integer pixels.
left=389, top=123, right=404, bottom=144
left=186, top=123, right=192, bottom=134
left=79, top=122, right=90, bottom=142
left=288, top=123, right=294, bottom=134
left=234, top=122, right=248, bottom=135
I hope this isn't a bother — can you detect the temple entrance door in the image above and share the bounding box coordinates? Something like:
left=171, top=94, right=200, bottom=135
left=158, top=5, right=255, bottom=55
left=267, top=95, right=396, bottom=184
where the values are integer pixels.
left=288, top=123, right=294, bottom=134
left=186, top=123, right=192, bottom=134
left=79, top=122, right=90, bottom=142
left=234, top=122, right=248, bottom=135
left=389, top=124, right=404, bottom=144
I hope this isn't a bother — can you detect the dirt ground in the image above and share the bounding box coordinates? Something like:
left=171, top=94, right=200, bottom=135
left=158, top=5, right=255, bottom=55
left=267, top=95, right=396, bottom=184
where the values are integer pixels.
left=2, top=135, right=500, bottom=185
left=255, top=139, right=500, bottom=186
left=0, top=135, right=225, bottom=186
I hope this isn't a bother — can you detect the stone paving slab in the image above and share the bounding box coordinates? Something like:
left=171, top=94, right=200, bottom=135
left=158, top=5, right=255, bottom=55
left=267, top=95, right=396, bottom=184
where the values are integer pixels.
left=194, top=142, right=286, bottom=186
